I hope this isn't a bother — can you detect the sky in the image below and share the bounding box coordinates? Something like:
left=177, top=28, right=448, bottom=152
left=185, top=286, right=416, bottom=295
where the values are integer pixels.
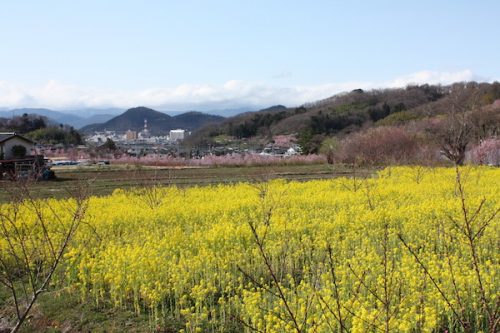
left=0, top=0, right=499, bottom=114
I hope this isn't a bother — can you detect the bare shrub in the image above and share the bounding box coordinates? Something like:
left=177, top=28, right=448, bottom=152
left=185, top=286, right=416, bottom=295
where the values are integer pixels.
left=335, top=126, right=419, bottom=165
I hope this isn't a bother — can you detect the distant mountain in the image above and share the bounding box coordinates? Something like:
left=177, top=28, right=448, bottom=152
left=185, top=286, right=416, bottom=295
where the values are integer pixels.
left=64, top=108, right=124, bottom=117
left=173, top=111, right=225, bottom=129
left=81, top=107, right=224, bottom=135
left=0, top=108, right=83, bottom=127
left=71, top=114, right=116, bottom=129
left=161, top=107, right=253, bottom=117
left=0, top=108, right=122, bottom=129
left=191, top=107, right=255, bottom=117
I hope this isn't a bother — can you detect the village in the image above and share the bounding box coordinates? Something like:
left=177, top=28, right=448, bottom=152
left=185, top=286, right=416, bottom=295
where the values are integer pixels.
left=0, top=117, right=302, bottom=180
left=84, top=119, right=301, bottom=158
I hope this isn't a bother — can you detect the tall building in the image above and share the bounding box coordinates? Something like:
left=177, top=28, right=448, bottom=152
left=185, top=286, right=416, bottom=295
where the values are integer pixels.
left=126, top=130, right=137, bottom=141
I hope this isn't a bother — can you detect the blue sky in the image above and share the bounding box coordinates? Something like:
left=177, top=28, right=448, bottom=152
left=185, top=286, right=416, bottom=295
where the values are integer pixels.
left=0, top=1, right=499, bottom=113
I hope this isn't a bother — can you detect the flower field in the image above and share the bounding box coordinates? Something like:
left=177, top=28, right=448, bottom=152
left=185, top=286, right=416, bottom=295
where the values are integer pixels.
left=1, top=167, right=499, bottom=332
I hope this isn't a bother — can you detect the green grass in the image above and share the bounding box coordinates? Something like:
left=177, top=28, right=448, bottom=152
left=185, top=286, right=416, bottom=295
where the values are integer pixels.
left=1, top=281, right=184, bottom=332
left=6, top=289, right=158, bottom=333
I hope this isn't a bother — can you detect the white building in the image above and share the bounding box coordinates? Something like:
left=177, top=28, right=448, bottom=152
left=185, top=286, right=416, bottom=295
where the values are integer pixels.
left=86, top=130, right=121, bottom=143
left=169, top=129, right=185, bottom=141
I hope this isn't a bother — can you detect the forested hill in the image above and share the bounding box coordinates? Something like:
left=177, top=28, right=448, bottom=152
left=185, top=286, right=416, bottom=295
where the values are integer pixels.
left=81, top=107, right=225, bottom=135
left=188, top=82, right=500, bottom=147
left=0, top=114, right=83, bottom=145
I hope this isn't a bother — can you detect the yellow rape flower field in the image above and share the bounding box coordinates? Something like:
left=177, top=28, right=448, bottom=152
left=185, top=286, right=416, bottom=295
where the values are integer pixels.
left=1, top=166, right=499, bottom=332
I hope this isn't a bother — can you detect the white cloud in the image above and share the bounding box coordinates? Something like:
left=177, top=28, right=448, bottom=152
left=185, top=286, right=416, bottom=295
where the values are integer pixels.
left=0, top=70, right=489, bottom=113
left=386, top=70, right=481, bottom=87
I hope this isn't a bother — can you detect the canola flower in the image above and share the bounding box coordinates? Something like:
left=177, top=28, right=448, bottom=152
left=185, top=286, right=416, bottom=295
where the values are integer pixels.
left=1, top=166, right=499, bottom=332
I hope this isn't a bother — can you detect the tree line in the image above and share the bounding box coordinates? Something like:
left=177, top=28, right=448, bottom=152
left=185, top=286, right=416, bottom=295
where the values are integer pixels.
left=0, top=113, right=83, bottom=145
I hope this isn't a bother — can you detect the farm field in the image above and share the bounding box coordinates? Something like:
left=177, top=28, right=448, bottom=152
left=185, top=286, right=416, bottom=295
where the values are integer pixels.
left=0, top=166, right=499, bottom=332
left=0, top=163, right=372, bottom=203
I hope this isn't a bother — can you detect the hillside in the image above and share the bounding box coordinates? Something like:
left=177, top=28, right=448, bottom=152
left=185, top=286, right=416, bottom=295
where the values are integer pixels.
left=81, top=107, right=225, bottom=135
left=188, top=82, right=500, bottom=149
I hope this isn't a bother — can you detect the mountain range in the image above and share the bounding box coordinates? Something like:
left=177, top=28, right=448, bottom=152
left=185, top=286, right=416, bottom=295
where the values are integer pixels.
left=0, top=106, right=249, bottom=130
left=80, top=107, right=225, bottom=135
left=0, top=108, right=119, bottom=129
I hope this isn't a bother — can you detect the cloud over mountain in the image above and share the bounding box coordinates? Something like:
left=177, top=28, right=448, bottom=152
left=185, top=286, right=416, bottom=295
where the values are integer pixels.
left=0, top=70, right=486, bottom=112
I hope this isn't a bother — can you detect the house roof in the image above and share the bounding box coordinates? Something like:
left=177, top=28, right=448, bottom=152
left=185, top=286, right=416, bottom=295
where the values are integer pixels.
left=0, top=132, right=34, bottom=144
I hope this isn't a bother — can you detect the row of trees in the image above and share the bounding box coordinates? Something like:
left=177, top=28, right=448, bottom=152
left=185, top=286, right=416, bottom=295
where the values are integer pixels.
left=27, top=125, right=83, bottom=145
left=0, top=114, right=46, bottom=133
left=0, top=113, right=83, bottom=145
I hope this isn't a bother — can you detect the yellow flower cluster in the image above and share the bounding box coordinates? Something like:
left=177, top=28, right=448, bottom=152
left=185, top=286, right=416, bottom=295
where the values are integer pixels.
left=2, top=166, right=499, bottom=332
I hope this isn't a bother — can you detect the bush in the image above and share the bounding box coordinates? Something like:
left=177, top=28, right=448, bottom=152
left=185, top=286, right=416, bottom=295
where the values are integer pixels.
left=11, top=145, right=27, bottom=158
left=335, top=126, right=419, bottom=165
